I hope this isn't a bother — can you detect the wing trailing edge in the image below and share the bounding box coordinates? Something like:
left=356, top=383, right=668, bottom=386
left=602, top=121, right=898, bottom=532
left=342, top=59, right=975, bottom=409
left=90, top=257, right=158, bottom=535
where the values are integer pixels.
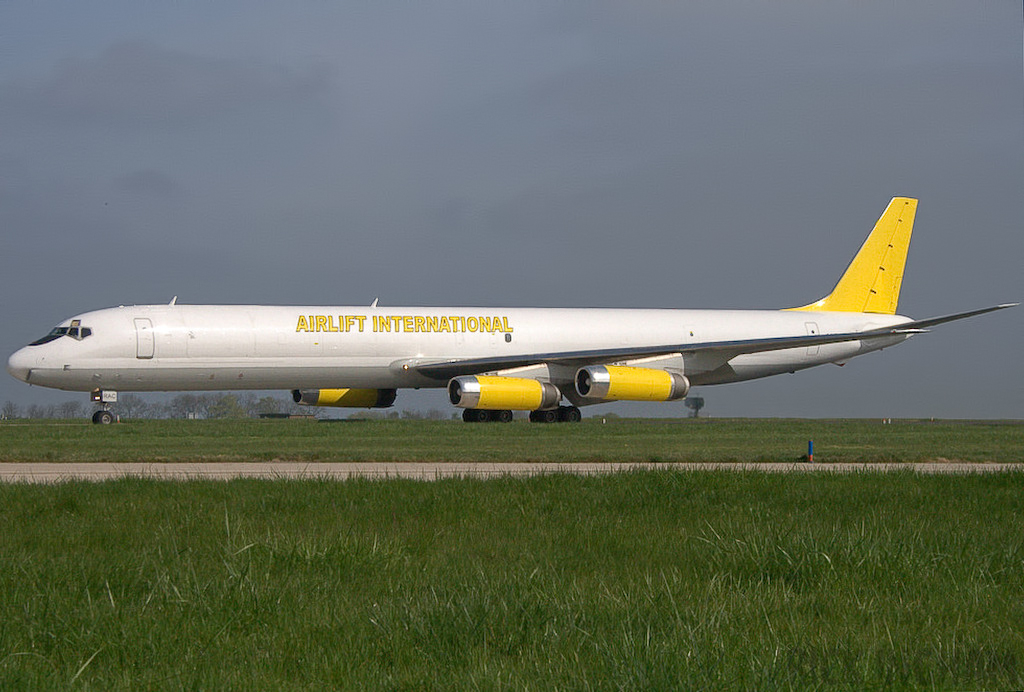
left=410, top=303, right=1016, bottom=381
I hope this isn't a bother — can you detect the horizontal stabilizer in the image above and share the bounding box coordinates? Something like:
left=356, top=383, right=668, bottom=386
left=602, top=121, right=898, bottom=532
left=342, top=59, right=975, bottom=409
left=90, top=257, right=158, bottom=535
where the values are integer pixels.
left=888, top=303, right=1018, bottom=331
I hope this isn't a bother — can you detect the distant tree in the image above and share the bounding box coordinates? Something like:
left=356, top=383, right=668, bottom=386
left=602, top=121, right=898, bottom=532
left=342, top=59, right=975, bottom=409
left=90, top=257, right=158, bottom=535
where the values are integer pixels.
left=425, top=409, right=445, bottom=420
left=168, top=394, right=203, bottom=419
left=684, top=397, right=705, bottom=418
left=2, top=401, right=19, bottom=420
left=237, top=392, right=259, bottom=417
left=207, top=394, right=248, bottom=419
left=117, top=394, right=148, bottom=419
left=58, top=400, right=83, bottom=419
left=195, top=394, right=217, bottom=419
left=148, top=401, right=171, bottom=419
left=255, top=396, right=283, bottom=416
left=26, top=404, right=45, bottom=419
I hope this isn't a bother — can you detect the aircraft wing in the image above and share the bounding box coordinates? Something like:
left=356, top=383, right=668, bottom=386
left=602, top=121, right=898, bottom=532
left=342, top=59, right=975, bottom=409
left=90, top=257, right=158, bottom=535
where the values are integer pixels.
left=411, top=303, right=1017, bottom=381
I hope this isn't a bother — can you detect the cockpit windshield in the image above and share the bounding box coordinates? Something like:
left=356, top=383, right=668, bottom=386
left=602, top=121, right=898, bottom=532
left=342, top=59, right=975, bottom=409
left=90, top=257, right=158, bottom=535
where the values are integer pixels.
left=28, top=321, right=93, bottom=346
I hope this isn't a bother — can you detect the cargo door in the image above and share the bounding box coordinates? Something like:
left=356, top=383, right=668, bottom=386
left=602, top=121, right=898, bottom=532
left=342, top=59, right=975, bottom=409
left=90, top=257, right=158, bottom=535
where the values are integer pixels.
left=135, top=318, right=155, bottom=359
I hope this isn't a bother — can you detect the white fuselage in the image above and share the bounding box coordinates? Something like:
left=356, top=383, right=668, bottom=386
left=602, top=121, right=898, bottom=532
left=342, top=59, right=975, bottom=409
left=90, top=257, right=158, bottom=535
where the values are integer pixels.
left=7, top=304, right=911, bottom=394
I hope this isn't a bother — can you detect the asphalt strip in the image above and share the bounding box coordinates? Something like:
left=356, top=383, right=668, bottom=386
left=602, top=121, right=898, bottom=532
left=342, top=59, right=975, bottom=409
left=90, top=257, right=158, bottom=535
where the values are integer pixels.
left=1, top=462, right=1022, bottom=483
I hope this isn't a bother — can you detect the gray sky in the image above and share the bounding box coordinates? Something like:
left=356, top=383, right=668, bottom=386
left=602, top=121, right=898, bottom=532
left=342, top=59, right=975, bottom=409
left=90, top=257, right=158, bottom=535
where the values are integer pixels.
left=1, top=2, right=1021, bottom=418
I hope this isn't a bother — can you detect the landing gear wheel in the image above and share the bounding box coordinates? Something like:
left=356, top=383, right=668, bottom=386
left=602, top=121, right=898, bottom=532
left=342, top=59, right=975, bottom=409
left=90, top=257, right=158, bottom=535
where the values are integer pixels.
left=559, top=406, right=582, bottom=423
left=462, top=408, right=492, bottom=423
left=530, top=409, right=559, bottom=423
left=92, top=410, right=115, bottom=425
left=495, top=409, right=514, bottom=423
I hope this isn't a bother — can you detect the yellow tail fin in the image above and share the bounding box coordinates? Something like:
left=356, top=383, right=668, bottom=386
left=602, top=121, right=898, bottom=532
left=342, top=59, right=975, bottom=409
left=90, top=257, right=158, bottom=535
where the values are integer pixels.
left=789, top=197, right=917, bottom=314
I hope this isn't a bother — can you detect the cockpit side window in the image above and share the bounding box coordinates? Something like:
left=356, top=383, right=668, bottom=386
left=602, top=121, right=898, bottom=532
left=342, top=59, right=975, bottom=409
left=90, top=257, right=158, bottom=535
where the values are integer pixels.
left=29, top=327, right=68, bottom=345
left=27, top=321, right=93, bottom=346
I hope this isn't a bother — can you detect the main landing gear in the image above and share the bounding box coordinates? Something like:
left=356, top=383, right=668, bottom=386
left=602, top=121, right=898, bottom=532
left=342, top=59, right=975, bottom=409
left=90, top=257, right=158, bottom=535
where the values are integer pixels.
left=530, top=406, right=582, bottom=423
left=461, top=406, right=582, bottom=423
left=462, top=408, right=513, bottom=423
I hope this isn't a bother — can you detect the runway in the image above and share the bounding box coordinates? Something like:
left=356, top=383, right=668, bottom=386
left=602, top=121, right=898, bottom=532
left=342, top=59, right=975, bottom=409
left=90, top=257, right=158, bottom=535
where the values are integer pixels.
left=1, top=461, right=1022, bottom=483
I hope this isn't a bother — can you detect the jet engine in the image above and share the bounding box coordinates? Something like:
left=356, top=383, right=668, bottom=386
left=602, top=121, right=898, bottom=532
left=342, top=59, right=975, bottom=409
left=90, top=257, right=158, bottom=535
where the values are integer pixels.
left=448, top=376, right=561, bottom=411
left=575, top=365, right=689, bottom=402
left=291, top=388, right=397, bottom=408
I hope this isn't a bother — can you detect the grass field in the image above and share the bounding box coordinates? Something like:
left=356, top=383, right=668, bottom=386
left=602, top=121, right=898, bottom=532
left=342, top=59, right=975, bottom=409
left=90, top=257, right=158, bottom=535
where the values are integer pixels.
left=2, top=419, right=1022, bottom=688
left=1, top=471, right=1023, bottom=689
left=1, top=417, right=1022, bottom=463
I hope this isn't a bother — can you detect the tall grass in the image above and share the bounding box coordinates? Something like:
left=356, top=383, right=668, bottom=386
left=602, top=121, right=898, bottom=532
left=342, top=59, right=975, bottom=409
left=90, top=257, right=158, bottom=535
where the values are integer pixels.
left=1, top=471, right=1022, bottom=688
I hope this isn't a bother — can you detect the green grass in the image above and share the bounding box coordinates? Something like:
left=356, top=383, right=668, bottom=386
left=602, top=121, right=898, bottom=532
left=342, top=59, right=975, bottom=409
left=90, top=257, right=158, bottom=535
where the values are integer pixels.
left=1, top=417, right=1022, bottom=463
left=1, top=471, right=1023, bottom=689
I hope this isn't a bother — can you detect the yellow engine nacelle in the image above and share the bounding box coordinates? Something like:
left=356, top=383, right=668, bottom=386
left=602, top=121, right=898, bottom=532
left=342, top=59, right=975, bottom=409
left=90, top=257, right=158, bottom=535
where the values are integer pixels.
left=575, top=365, right=689, bottom=402
left=291, top=388, right=397, bottom=408
left=448, top=376, right=561, bottom=411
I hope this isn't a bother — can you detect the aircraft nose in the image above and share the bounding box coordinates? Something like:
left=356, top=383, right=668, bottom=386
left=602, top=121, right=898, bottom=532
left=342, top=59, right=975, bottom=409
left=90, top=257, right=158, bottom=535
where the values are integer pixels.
left=6, top=348, right=33, bottom=383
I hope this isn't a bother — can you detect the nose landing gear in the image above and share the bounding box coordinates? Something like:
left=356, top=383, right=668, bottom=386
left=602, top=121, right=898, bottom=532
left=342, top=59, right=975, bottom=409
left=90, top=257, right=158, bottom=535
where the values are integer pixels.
left=90, top=389, right=119, bottom=424
left=91, top=409, right=116, bottom=425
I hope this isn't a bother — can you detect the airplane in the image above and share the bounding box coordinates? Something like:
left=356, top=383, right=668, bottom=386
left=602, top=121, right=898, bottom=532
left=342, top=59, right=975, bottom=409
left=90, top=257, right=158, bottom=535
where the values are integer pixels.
left=6, top=197, right=1016, bottom=424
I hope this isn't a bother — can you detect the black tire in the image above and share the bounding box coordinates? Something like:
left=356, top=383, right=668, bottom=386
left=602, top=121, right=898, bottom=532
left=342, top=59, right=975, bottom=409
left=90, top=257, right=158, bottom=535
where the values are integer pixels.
left=463, top=408, right=491, bottom=423
left=559, top=406, right=582, bottom=423
left=530, top=409, right=558, bottom=423
left=92, top=410, right=115, bottom=425
left=496, top=409, right=513, bottom=423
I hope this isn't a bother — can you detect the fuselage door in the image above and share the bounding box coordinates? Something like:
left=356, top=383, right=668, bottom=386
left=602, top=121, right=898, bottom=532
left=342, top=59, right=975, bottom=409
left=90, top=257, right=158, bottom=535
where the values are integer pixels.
left=805, top=322, right=820, bottom=356
left=135, top=318, right=155, bottom=359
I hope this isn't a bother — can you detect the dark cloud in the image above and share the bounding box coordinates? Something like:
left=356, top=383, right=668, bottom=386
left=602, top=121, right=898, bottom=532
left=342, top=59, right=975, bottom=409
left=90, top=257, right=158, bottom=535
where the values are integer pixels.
left=0, top=41, right=334, bottom=128
left=114, top=169, right=183, bottom=199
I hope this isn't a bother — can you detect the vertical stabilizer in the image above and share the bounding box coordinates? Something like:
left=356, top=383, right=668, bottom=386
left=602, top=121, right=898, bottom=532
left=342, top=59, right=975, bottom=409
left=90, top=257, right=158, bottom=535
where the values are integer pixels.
left=790, top=197, right=917, bottom=314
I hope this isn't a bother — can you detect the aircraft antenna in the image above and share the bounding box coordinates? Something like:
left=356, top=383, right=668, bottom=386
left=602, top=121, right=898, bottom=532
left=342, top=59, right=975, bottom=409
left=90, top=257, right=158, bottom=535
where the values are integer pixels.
left=169, top=296, right=178, bottom=306
left=370, top=297, right=379, bottom=308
